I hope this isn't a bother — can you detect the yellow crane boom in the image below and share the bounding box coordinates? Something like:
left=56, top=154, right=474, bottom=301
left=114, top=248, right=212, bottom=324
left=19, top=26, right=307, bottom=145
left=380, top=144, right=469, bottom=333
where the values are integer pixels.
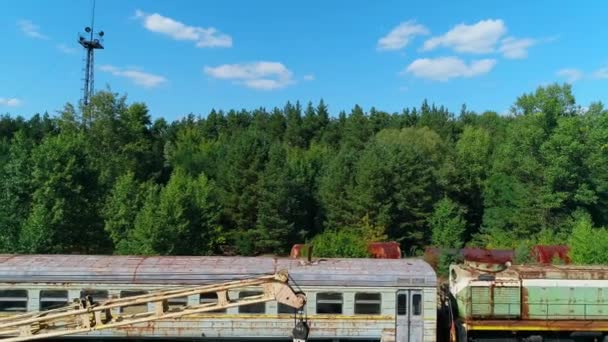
left=0, top=270, right=306, bottom=342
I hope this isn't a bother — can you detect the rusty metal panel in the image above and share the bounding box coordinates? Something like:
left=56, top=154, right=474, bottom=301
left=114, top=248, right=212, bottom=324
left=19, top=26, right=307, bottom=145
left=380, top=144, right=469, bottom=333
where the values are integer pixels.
left=455, top=263, right=608, bottom=281
left=512, top=265, right=608, bottom=280
left=462, top=248, right=514, bottom=264
left=368, top=242, right=401, bottom=259
left=530, top=245, right=571, bottom=264
left=424, top=247, right=515, bottom=267
left=81, top=316, right=398, bottom=339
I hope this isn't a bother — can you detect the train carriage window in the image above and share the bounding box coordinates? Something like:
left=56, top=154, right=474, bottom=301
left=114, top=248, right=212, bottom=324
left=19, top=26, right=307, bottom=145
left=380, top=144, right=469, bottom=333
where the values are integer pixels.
left=199, top=292, right=226, bottom=313
left=412, top=293, right=422, bottom=316
left=80, top=289, right=108, bottom=304
left=80, top=289, right=110, bottom=322
left=39, top=290, right=68, bottom=310
left=397, top=293, right=407, bottom=315
left=238, top=291, right=265, bottom=314
left=0, top=290, right=27, bottom=312
left=278, top=302, right=296, bottom=314
left=354, top=293, right=381, bottom=315
left=167, top=296, right=188, bottom=311
left=316, top=292, right=343, bottom=314
left=120, top=290, right=148, bottom=314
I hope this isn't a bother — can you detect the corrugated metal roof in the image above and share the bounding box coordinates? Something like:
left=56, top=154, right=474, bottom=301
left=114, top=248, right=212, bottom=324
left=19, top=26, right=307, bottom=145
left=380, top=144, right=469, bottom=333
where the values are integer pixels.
left=0, top=255, right=437, bottom=287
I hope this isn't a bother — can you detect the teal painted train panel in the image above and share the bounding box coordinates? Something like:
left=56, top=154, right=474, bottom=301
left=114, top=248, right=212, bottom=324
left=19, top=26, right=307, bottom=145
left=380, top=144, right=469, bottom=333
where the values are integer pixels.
left=525, top=286, right=608, bottom=319
left=493, top=286, right=520, bottom=317
left=454, top=287, right=471, bottom=319
left=468, top=286, right=520, bottom=319
left=470, top=286, right=491, bottom=317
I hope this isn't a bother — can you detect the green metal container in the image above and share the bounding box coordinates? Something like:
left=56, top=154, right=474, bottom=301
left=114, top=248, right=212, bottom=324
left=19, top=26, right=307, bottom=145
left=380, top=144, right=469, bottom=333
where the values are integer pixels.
left=450, top=263, right=608, bottom=321
left=450, top=264, right=522, bottom=320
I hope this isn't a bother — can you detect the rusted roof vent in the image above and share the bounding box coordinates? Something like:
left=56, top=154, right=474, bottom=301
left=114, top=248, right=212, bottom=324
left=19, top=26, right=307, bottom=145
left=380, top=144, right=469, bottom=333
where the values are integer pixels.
left=367, top=242, right=401, bottom=259
left=462, top=248, right=514, bottom=264
left=290, top=242, right=401, bottom=259
left=531, top=245, right=570, bottom=264
left=290, top=244, right=313, bottom=261
left=424, top=247, right=514, bottom=264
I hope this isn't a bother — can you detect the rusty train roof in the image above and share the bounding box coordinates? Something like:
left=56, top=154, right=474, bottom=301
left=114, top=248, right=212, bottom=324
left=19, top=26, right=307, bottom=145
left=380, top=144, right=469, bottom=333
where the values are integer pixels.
left=455, top=263, right=608, bottom=280
left=0, top=254, right=436, bottom=287
left=511, top=264, right=608, bottom=280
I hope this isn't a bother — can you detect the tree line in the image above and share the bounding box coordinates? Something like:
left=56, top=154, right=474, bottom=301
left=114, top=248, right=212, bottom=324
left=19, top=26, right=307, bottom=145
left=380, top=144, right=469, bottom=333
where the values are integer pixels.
left=0, top=84, right=607, bottom=263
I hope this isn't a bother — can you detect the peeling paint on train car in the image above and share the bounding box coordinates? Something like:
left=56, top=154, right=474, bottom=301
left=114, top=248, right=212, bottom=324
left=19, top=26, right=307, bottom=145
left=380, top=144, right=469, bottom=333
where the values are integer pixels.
left=450, top=263, right=608, bottom=334
left=0, top=255, right=437, bottom=288
left=0, top=255, right=438, bottom=341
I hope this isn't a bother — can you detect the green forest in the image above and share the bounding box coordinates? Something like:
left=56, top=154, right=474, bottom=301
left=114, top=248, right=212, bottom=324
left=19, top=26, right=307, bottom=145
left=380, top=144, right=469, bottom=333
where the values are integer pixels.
left=1, top=83, right=607, bottom=263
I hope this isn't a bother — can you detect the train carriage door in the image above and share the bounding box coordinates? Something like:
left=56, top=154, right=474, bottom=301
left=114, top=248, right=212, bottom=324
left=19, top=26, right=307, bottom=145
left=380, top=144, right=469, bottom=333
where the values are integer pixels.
left=409, top=290, right=423, bottom=342
left=396, top=290, right=408, bottom=342
left=395, top=290, right=424, bottom=342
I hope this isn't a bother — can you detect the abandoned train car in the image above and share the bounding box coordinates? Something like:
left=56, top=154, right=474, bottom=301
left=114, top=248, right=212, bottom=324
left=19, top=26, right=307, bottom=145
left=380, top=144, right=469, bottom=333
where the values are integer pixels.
left=450, top=262, right=608, bottom=342
left=0, top=254, right=437, bottom=341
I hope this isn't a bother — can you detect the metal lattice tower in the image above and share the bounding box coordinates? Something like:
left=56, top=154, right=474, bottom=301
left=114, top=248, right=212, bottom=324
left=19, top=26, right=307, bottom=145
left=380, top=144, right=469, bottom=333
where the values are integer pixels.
left=78, top=0, right=104, bottom=106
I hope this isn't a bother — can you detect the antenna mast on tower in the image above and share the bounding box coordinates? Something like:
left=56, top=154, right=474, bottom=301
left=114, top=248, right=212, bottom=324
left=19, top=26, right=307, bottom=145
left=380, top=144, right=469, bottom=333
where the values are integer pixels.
left=78, top=0, right=105, bottom=106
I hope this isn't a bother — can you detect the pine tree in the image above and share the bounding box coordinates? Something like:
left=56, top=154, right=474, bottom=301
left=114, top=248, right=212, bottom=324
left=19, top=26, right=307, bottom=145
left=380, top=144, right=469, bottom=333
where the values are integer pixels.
left=19, top=132, right=109, bottom=253
left=129, top=169, right=221, bottom=255
left=0, top=131, right=33, bottom=252
left=103, top=172, right=149, bottom=252
left=251, top=143, right=294, bottom=254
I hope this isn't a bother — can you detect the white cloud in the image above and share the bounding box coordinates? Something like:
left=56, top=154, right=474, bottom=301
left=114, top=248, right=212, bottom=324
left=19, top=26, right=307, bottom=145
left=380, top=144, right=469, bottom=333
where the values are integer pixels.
left=56, top=43, right=77, bottom=54
left=377, top=21, right=429, bottom=51
left=556, top=68, right=583, bottom=83
left=0, top=98, right=22, bottom=107
left=592, top=67, right=608, bottom=79
left=134, top=10, right=231, bottom=48
left=404, top=57, right=496, bottom=81
left=422, top=19, right=506, bottom=54
left=303, top=74, right=315, bottom=81
left=99, top=65, right=167, bottom=88
left=204, top=62, right=295, bottom=90
left=17, top=20, right=48, bottom=40
left=499, top=37, right=536, bottom=59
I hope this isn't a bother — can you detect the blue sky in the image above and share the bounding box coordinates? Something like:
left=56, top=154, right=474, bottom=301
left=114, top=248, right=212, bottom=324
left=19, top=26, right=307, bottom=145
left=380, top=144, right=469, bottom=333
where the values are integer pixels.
left=1, top=0, right=607, bottom=121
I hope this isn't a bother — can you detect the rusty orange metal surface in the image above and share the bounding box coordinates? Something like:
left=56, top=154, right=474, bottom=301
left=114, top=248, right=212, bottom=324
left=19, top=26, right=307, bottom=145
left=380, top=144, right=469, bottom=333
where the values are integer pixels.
left=521, top=286, right=529, bottom=319
left=530, top=245, right=570, bottom=264
left=513, top=264, right=608, bottom=279
left=424, top=247, right=514, bottom=265
left=291, top=242, right=401, bottom=259
left=289, top=244, right=308, bottom=259
left=462, top=248, right=514, bottom=264
left=367, top=242, right=401, bottom=259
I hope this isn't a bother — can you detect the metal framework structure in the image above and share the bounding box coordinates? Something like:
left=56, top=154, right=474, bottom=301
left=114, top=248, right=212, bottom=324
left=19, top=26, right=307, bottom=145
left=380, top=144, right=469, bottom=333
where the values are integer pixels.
left=0, top=271, right=306, bottom=342
left=78, top=0, right=104, bottom=106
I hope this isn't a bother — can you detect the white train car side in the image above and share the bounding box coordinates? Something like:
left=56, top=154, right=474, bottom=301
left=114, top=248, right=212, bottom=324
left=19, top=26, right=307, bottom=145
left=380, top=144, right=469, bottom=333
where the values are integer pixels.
left=0, top=255, right=437, bottom=341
